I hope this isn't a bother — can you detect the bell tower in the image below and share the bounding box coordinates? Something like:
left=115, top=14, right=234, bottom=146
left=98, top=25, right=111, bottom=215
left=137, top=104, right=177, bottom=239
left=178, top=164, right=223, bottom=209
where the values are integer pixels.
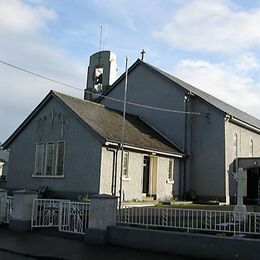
left=84, top=50, right=118, bottom=101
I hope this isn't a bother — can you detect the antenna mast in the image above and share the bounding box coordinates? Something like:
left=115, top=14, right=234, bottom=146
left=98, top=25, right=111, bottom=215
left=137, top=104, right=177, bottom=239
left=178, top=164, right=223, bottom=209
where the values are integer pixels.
left=99, top=25, right=103, bottom=51
left=99, top=25, right=107, bottom=51
left=119, top=57, right=129, bottom=208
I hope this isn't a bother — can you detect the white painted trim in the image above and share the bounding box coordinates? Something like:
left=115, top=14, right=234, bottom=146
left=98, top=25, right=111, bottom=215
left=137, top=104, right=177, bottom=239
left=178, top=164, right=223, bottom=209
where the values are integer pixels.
left=105, top=141, right=183, bottom=158
left=229, top=117, right=260, bottom=134
left=55, top=141, right=65, bottom=176
left=167, top=158, right=174, bottom=183
left=32, top=175, right=64, bottom=178
left=122, top=151, right=130, bottom=179
left=122, top=177, right=131, bottom=181
left=44, top=142, right=55, bottom=176
left=33, top=141, right=65, bottom=177
left=34, top=142, right=45, bottom=176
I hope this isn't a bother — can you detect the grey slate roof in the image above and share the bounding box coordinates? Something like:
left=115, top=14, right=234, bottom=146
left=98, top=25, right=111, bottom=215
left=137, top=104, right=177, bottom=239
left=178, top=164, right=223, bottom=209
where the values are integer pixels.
left=3, top=90, right=182, bottom=156
left=98, top=59, right=260, bottom=129
left=54, top=91, right=183, bottom=155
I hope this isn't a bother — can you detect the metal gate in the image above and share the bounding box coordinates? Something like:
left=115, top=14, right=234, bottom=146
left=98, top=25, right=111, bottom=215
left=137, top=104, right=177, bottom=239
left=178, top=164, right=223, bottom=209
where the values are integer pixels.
left=5, top=196, right=13, bottom=223
left=31, top=199, right=69, bottom=228
left=0, top=196, right=13, bottom=223
left=59, top=201, right=90, bottom=234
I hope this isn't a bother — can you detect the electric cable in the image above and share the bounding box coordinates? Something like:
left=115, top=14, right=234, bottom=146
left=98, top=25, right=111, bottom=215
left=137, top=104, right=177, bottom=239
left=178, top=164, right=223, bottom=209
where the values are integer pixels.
left=0, top=59, right=201, bottom=116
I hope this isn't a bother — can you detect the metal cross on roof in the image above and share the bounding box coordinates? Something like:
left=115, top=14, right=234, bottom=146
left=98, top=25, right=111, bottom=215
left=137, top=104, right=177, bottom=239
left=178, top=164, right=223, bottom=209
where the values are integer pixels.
left=141, top=49, right=146, bottom=61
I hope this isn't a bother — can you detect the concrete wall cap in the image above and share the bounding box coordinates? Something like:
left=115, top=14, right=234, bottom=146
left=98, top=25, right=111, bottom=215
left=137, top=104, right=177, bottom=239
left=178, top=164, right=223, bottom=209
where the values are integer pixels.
left=13, top=189, right=39, bottom=195
left=91, top=194, right=119, bottom=200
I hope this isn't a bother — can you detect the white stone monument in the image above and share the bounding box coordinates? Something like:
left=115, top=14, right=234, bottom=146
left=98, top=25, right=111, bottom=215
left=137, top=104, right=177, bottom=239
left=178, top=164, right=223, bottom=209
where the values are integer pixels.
left=233, top=167, right=247, bottom=221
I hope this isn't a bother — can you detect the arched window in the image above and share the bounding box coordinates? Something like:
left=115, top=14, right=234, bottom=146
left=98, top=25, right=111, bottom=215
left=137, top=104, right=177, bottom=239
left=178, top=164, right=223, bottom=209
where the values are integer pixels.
left=233, top=133, right=238, bottom=160
left=233, top=133, right=238, bottom=171
left=250, top=139, right=254, bottom=157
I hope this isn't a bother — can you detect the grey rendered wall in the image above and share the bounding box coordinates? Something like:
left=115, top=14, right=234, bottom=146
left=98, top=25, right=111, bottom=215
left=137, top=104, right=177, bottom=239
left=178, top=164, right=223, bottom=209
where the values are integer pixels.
left=156, top=156, right=180, bottom=200
left=108, top=226, right=260, bottom=259
left=7, top=97, right=103, bottom=198
left=189, top=97, right=226, bottom=200
left=101, top=64, right=226, bottom=200
left=100, top=147, right=179, bottom=201
left=225, top=121, right=260, bottom=202
left=101, top=65, right=187, bottom=149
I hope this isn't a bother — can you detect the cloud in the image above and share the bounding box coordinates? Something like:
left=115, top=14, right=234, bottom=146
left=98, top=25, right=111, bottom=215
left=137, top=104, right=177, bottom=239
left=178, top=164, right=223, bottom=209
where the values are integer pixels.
left=173, top=57, right=260, bottom=119
left=0, top=0, right=85, bottom=142
left=0, top=0, right=57, bottom=33
left=154, top=0, right=260, bottom=53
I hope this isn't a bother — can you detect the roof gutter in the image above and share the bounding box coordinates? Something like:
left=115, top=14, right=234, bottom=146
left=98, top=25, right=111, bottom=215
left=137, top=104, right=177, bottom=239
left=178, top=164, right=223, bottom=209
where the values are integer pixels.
left=229, top=116, right=260, bottom=134
left=105, top=141, right=184, bottom=158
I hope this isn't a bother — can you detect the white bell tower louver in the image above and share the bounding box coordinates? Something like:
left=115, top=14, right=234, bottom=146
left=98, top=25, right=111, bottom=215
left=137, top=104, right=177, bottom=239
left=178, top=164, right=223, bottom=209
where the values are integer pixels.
left=84, top=50, right=118, bottom=101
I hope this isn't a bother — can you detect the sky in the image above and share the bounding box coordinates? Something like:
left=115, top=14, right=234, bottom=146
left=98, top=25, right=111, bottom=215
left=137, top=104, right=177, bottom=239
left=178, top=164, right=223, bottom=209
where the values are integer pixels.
left=1, top=0, right=260, bottom=142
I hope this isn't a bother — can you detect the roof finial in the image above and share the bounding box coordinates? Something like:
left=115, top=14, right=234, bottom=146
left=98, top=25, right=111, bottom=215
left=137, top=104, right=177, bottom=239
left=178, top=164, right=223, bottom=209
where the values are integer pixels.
left=141, top=49, right=146, bottom=61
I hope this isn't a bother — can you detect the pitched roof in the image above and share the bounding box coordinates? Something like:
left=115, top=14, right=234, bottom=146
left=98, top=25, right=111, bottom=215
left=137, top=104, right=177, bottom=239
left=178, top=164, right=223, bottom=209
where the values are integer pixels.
left=98, top=59, right=260, bottom=129
left=55, top=92, right=182, bottom=155
left=3, top=91, right=183, bottom=156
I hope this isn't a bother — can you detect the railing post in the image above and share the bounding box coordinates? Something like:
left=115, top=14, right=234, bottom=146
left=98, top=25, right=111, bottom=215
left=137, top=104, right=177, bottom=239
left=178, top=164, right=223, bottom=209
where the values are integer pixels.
left=58, top=201, right=63, bottom=231
left=9, top=189, right=38, bottom=232
left=0, top=188, right=7, bottom=222
left=85, top=194, right=118, bottom=245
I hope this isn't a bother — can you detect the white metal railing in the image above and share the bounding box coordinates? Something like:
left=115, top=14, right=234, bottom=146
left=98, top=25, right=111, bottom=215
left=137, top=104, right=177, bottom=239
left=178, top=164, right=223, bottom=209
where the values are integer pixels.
left=31, top=199, right=69, bottom=229
left=117, top=207, right=260, bottom=236
left=31, top=199, right=90, bottom=235
left=5, top=196, right=13, bottom=223
left=59, top=201, right=90, bottom=235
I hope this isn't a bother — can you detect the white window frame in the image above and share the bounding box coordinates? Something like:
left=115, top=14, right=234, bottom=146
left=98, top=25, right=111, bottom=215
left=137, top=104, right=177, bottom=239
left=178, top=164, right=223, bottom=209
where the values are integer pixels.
left=0, top=162, right=4, bottom=177
left=33, top=141, right=65, bottom=178
left=167, top=159, right=174, bottom=184
left=44, top=142, right=55, bottom=176
left=55, top=141, right=65, bottom=176
left=34, top=142, right=45, bottom=176
left=122, top=151, right=130, bottom=180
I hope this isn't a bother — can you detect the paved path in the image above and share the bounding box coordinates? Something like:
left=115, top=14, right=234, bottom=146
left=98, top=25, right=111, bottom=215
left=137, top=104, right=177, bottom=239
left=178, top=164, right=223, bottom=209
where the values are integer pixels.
left=0, top=250, right=35, bottom=260
left=0, top=229, right=193, bottom=260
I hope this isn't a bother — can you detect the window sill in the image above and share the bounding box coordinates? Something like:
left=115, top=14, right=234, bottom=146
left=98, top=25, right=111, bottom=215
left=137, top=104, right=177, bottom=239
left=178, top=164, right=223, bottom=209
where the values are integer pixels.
left=122, top=176, right=131, bottom=181
left=166, top=179, right=174, bottom=184
left=32, top=175, right=64, bottom=178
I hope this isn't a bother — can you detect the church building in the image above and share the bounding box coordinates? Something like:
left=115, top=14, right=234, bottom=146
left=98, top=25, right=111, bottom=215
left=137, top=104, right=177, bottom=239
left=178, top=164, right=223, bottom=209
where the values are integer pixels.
left=2, top=50, right=260, bottom=204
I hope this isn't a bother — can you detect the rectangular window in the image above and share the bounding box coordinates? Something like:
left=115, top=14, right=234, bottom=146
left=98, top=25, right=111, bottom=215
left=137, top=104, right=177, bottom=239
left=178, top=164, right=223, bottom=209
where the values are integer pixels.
left=56, top=141, right=65, bottom=176
left=45, top=142, right=54, bottom=175
left=122, top=152, right=129, bottom=178
left=168, top=159, right=174, bottom=181
left=34, top=143, right=45, bottom=175
left=0, top=162, right=3, bottom=177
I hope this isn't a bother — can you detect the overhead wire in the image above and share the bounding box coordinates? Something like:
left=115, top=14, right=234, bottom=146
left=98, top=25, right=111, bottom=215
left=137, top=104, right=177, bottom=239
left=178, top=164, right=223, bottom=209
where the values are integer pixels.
left=0, top=59, right=201, bottom=116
